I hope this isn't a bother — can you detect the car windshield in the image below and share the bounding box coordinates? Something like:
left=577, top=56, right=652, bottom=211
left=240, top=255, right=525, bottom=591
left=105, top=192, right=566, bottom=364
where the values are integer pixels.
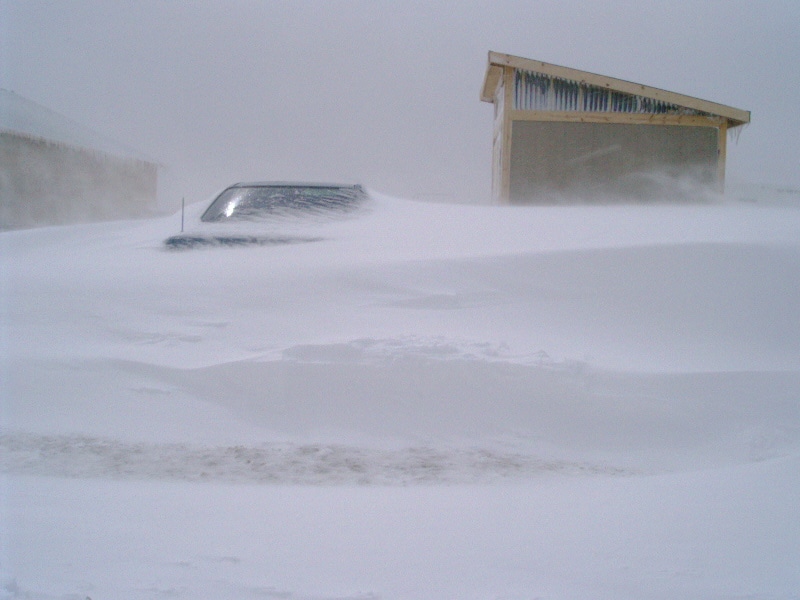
left=201, top=185, right=365, bottom=222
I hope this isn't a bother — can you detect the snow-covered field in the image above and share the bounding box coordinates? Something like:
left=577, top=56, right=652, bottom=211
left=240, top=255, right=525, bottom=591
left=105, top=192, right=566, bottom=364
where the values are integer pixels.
left=2, top=192, right=800, bottom=599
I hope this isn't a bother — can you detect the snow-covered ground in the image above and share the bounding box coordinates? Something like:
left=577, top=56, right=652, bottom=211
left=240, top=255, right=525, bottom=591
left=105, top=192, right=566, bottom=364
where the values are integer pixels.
left=1, top=192, right=799, bottom=599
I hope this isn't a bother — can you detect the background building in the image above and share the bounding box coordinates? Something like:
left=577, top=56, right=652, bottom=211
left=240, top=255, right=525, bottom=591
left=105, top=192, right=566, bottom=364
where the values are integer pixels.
left=1, top=89, right=158, bottom=231
left=481, top=52, right=750, bottom=204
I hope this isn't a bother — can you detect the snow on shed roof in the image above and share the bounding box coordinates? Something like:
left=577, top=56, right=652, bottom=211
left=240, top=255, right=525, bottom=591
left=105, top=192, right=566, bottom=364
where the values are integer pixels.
left=0, top=88, right=156, bottom=163
left=481, top=52, right=750, bottom=128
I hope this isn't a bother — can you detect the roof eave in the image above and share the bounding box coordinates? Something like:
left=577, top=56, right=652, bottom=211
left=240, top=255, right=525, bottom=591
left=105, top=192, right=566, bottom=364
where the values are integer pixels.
left=484, top=51, right=750, bottom=127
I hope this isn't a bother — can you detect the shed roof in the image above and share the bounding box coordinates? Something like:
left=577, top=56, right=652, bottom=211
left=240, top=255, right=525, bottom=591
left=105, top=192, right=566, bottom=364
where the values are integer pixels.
left=481, top=51, right=750, bottom=128
left=0, top=88, right=156, bottom=163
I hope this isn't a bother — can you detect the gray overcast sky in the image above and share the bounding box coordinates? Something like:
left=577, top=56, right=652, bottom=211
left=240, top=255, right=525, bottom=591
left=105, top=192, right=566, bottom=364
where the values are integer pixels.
left=2, top=0, right=799, bottom=206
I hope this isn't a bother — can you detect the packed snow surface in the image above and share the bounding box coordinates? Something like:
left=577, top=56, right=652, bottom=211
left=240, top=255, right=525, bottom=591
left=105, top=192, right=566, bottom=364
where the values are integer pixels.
left=1, top=192, right=800, bottom=599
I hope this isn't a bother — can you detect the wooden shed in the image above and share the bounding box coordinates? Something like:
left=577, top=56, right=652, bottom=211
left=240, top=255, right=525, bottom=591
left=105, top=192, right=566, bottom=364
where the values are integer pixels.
left=481, top=52, right=750, bottom=204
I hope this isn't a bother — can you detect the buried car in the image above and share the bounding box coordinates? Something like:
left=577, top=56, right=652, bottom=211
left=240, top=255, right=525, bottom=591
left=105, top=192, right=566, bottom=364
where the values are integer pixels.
left=164, top=182, right=369, bottom=249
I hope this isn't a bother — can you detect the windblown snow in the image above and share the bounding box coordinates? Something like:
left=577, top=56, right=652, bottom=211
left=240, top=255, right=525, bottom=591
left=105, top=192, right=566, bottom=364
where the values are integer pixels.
left=1, top=192, right=799, bottom=599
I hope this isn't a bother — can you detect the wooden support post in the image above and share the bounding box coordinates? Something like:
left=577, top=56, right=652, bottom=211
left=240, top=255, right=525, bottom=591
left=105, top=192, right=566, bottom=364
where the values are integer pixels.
left=717, top=122, right=728, bottom=193
left=499, top=67, right=515, bottom=204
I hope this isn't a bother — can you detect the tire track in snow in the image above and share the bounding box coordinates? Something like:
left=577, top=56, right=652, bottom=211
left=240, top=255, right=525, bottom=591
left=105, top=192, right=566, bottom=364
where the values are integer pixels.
left=0, top=433, right=631, bottom=485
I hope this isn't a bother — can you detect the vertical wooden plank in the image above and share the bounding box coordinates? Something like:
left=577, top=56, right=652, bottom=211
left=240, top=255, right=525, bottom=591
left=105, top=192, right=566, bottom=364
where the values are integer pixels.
left=490, top=72, right=503, bottom=204
left=501, top=66, right=515, bottom=204
left=491, top=128, right=500, bottom=203
left=717, top=122, right=727, bottom=192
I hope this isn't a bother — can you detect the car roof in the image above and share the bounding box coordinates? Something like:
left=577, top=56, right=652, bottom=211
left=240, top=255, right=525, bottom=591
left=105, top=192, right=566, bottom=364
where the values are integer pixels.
left=232, top=181, right=362, bottom=189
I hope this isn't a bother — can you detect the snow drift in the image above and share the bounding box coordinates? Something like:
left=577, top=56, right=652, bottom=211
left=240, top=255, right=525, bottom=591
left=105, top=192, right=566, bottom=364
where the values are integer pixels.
left=1, top=193, right=799, bottom=599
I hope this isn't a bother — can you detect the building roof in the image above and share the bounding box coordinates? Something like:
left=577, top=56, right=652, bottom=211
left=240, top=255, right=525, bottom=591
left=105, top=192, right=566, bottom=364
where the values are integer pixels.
left=481, top=51, right=750, bottom=128
left=0, top=88, right=156, bottom=162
